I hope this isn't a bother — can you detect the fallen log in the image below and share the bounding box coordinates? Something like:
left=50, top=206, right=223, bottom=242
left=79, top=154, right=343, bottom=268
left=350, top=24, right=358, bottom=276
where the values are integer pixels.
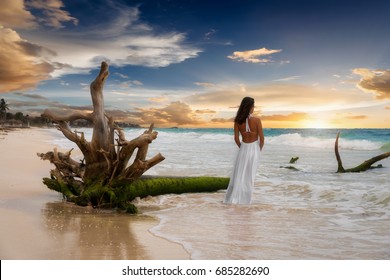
left=42, top=176, right=229, bottom=213
left=335, top=132, right=390, bottom=173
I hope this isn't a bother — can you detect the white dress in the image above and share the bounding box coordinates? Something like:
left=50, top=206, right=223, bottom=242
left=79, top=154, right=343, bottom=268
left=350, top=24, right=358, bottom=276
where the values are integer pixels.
left=224, top=118, right=261, bottom=204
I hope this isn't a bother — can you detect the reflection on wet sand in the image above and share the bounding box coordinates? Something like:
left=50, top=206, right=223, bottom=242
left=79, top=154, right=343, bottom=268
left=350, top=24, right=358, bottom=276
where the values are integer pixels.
left=41, top=202, right=152, bottom=259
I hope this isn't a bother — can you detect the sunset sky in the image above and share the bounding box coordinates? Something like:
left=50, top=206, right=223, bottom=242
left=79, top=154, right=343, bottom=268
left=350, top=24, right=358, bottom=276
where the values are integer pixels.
left=1, top=0, right=390, bottom=128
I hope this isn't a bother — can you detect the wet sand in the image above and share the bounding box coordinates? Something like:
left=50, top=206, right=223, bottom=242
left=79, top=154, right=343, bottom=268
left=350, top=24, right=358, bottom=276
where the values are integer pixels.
left=0, top=127, right=189, bottom=260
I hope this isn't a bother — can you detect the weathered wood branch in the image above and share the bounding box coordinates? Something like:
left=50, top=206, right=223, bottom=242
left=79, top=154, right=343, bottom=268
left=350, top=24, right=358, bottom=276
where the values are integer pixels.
left=335, top=132, right=345, bottom=173
left=124, top=153, right=166, bottom=180
left=57, top=121, right=92, bottom=157
left=37, top=148, right=85, bottom=178
left=90, top=61, right=110, bottom=155
left=114, top=123, right=159, bottom=177
left=335, top=132, right=390, bottom=173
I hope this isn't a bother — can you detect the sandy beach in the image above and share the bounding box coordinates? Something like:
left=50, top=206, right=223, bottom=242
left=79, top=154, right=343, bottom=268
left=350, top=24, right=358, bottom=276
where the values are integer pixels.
left=0, top=127, right=189, bottom=260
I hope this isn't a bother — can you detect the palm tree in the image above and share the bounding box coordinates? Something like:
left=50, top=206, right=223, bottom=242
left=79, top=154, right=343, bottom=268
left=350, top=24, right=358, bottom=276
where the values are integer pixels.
left=0, top=98, right=10, bottom=121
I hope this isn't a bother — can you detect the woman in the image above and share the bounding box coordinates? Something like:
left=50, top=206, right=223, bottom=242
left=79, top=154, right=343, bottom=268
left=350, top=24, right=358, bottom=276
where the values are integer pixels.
left=224, top=97, right=264, bottom=204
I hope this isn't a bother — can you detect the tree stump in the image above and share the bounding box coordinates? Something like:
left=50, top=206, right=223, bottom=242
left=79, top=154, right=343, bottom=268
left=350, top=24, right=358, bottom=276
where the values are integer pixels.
left=38, top=62, right=167, bottom=209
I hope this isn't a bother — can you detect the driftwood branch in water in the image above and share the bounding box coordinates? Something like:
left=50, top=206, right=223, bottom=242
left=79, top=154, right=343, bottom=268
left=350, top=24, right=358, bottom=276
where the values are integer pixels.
left=335, top=132, right=390, bottom=173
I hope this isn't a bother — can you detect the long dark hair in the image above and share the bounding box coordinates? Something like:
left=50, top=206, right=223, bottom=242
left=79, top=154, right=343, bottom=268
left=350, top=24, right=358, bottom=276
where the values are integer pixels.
left=234, top=97, right=254, bottom=124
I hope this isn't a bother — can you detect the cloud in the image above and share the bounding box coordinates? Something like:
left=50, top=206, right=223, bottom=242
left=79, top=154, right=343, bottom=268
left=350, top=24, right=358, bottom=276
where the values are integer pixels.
left=353, top=68, right=390, bottom=99
left=114, top=73, right=129, bottom=79
left=0, top=0, right=77, bottom=29
left=23, top=3, right=201, bottom=71
left=26, top=0, right=78, bottom=28
left=227, top=47, right=282, bottom=63
left=0, top=0, right=78, bottom=93
left=211, top=117, right=233, bottom=124
left=0, top=0, right=37, bottom=29
left=239, top=84, right=247, bottom=92
left=186, top=89, right=240, bottom=108
left=131, top=80, right=143, bottom=86
left=148, top=96, right=169, bottom=104
left=0, top=2, right=201, bottom=93
left=0, top=26, right=54, bottom=93
left=208, top=112, right=309, bottom=126
left=5, top=92, right=65, bottom=112
left=60, top=80, right=69, bottom=86
left=202, top=28, right=232, bottom=46
left=185, top=83, right=368, bottom=112
left=273, top=76, right=301, bottom=82
left=204, top=29, right=217, bottom=40
left=130, top=101, right=204, bottom=127
left=24, top=1, right=201, bottom=71
left=195, top=109, right=216, bottom=114
left=344, top=114, right=367, bottom=120
left=262, top=112, right=309, bottom=122
left=116, top=80, right=144, bottom=89
left=194, top=82, right=216, bottom=88
left=13, top=92, right=48, bottom=100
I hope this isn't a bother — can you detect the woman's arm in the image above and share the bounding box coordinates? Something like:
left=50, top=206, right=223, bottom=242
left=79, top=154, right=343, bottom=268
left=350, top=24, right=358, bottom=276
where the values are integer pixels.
left=258, top=118, right=264, bottom=151
left=234, top=122, right=241, bottom=147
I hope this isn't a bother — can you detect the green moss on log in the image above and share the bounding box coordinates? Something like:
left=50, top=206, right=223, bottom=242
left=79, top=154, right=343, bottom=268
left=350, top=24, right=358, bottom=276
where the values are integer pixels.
left=126, top=204, right=138, bottom=214
left=280, top=165, right=299, bottom=171
left=42, top=176, right=229, bottom=211
left=43, top=177, right=77, bottom=201
left=289, top=157, right=299, bottom=164
left=118, top=176, right=229, bottom=201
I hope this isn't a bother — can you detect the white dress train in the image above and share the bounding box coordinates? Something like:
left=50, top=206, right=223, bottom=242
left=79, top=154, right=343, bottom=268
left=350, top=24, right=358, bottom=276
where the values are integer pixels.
left=224, top=118, right=261, bottom=204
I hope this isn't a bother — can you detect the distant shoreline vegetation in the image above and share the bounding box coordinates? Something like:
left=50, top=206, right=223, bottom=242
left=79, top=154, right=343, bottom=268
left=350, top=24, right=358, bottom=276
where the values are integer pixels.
left=0, top=111, right=46, bottom=127
left=0, top=111, right=140, bottom=129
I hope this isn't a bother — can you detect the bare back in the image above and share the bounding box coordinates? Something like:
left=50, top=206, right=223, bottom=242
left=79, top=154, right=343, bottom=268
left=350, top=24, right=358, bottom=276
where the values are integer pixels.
left=238, top=117, right=259, bottom=143
left=234, top=116, right=264, bottom=150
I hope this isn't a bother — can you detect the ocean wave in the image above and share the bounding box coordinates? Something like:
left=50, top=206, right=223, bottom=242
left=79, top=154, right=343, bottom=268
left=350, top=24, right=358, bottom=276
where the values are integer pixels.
left=267, top=133, right=383, bottom=151
left=155, top=129, right=385, bottom=151
left=380, top=142, right=390, bottom=152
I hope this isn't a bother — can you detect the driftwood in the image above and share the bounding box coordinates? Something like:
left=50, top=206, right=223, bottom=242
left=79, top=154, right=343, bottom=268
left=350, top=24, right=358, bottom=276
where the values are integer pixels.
left=280, top=156, right=300, bottom=171
left=38, top=62, right=166, bottom=210
left=335, top=132, right=390, bottom=173
left=38, top=61, right=229, bottom=212
left=39, top=62, right=164, bottom=185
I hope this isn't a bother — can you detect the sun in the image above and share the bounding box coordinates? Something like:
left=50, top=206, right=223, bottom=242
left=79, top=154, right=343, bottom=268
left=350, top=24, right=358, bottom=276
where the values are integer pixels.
left=302, top=119, right=332, bottom=129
